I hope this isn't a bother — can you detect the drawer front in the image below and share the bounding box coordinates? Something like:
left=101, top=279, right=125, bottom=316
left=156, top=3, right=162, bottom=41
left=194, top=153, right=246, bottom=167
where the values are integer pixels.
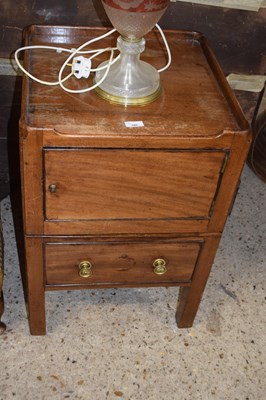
left=45, top=239, right=202, bottom=286
left=44, top=149, right=226, bottom=223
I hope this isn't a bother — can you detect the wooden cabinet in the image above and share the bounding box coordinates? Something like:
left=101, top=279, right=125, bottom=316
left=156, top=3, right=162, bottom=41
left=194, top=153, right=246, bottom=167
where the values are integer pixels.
left=20, top=26, right=251, bottom=335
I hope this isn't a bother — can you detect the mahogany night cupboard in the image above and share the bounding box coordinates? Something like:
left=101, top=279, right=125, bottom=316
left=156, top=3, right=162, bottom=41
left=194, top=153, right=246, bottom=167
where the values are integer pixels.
left=19, top=25, right=251, bottom=335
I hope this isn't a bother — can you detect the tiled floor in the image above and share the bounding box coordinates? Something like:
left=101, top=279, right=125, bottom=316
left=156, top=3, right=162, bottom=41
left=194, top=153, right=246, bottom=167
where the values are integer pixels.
left=0, top=166, right=265, bottom=400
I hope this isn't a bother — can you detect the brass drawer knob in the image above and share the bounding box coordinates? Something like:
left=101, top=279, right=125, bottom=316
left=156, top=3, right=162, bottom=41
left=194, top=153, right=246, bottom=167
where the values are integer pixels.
left=153, top=258, right=167, bottom=275
left=78, top=261, right=93, bottom=278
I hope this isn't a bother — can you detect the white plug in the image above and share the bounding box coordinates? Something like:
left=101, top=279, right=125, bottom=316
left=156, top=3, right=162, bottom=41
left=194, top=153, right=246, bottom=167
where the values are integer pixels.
left=72, top=56, right=91, bottom=79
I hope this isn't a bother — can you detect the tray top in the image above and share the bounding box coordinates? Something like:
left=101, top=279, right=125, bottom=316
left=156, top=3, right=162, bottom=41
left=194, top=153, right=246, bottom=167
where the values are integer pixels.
left=21, top=25, right=247, bottom=137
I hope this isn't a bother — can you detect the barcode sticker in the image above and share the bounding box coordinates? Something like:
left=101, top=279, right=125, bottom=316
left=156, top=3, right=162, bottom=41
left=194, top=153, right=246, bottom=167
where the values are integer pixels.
left=125, top=121, right=144, bottom=128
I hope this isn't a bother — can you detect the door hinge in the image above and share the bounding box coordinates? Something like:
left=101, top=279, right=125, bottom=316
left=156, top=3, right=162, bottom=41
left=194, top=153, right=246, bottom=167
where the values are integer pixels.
left=221, top=153, right=229, bottom=174
left=209, top=152, right=229, bottom=216
left=209, top=198, right=216, bottom=216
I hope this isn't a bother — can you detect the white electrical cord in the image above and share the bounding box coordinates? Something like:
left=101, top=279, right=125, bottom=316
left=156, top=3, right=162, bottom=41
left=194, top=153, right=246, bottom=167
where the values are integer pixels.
left=14, top=25, right=171, bottom=94
left=58, top=48, right=115, bottom=94
left=155, top=24, right=172, bottom=73
left=15, top=45, right=75, bottom=86
left=14, top=28, right=119, bottom=93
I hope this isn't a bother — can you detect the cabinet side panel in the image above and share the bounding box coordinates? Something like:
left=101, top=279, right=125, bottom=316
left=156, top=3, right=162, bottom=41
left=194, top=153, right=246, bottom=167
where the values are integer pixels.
left=208, top=132, right=251, bottom=232
left=20, top=128, right=44, bottom=234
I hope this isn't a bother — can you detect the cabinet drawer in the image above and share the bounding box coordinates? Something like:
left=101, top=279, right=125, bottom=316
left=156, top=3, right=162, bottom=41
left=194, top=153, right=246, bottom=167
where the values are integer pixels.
left=44, top=149, right=226, bottom=223
left=45, top=239, right=202, bottom=286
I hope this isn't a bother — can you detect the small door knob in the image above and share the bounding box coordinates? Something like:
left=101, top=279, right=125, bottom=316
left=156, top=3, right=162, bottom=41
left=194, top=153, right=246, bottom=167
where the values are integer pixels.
left=49, top=184, right=57, bottom=193
left=78, top=261, right=93, bottom=278
left=153, top=258, right=167, bottom=275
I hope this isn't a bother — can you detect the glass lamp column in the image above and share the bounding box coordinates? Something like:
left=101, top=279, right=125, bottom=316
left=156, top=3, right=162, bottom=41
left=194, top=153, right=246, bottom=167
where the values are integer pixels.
left=94, top=0, right=169, bottom=106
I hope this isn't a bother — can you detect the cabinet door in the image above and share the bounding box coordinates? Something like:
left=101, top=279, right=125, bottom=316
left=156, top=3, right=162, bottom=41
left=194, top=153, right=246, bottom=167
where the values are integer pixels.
left=44, top=149, right=226, bottom=233
left=44, top=148, right=226, bottom=235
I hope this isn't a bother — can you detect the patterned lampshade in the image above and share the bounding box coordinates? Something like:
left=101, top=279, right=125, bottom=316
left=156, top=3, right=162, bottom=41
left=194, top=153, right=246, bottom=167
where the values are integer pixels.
left=102, top=0, right=169, bottom=12
left=102, top=0, right=170, bottom=38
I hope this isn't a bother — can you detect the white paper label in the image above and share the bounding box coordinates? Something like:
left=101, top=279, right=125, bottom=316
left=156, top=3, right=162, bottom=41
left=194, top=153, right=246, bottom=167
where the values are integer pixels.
left=125, top=121, right=145, bottom=128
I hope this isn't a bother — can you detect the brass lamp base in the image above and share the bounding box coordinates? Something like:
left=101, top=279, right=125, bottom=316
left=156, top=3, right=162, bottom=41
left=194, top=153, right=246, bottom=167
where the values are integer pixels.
left=94, top=85, right=161, bottom=106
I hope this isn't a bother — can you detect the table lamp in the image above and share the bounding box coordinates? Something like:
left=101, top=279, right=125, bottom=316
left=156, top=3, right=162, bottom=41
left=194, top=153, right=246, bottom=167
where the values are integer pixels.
left=94, top=0, right=170, bottom=105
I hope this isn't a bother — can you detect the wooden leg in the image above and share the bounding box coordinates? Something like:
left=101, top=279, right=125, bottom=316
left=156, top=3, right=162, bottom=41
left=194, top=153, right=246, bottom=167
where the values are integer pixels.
left=25, top=237, right=46, bottom=335
left=0, top=290, right=6, bottom=334
left=176, top=287, right=194, bottom=328
left=0, top=226, right=6, bottom=334
left=176, top=236, right=221, bottom=328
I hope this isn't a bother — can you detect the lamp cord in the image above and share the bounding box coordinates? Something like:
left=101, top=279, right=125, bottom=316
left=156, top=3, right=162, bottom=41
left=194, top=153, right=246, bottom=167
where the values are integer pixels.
left=14, top=25, right=171, bottom=94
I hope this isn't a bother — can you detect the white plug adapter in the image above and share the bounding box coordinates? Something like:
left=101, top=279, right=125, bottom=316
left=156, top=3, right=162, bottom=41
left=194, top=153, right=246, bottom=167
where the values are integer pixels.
left=72, top=56, right=92, bottom=79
